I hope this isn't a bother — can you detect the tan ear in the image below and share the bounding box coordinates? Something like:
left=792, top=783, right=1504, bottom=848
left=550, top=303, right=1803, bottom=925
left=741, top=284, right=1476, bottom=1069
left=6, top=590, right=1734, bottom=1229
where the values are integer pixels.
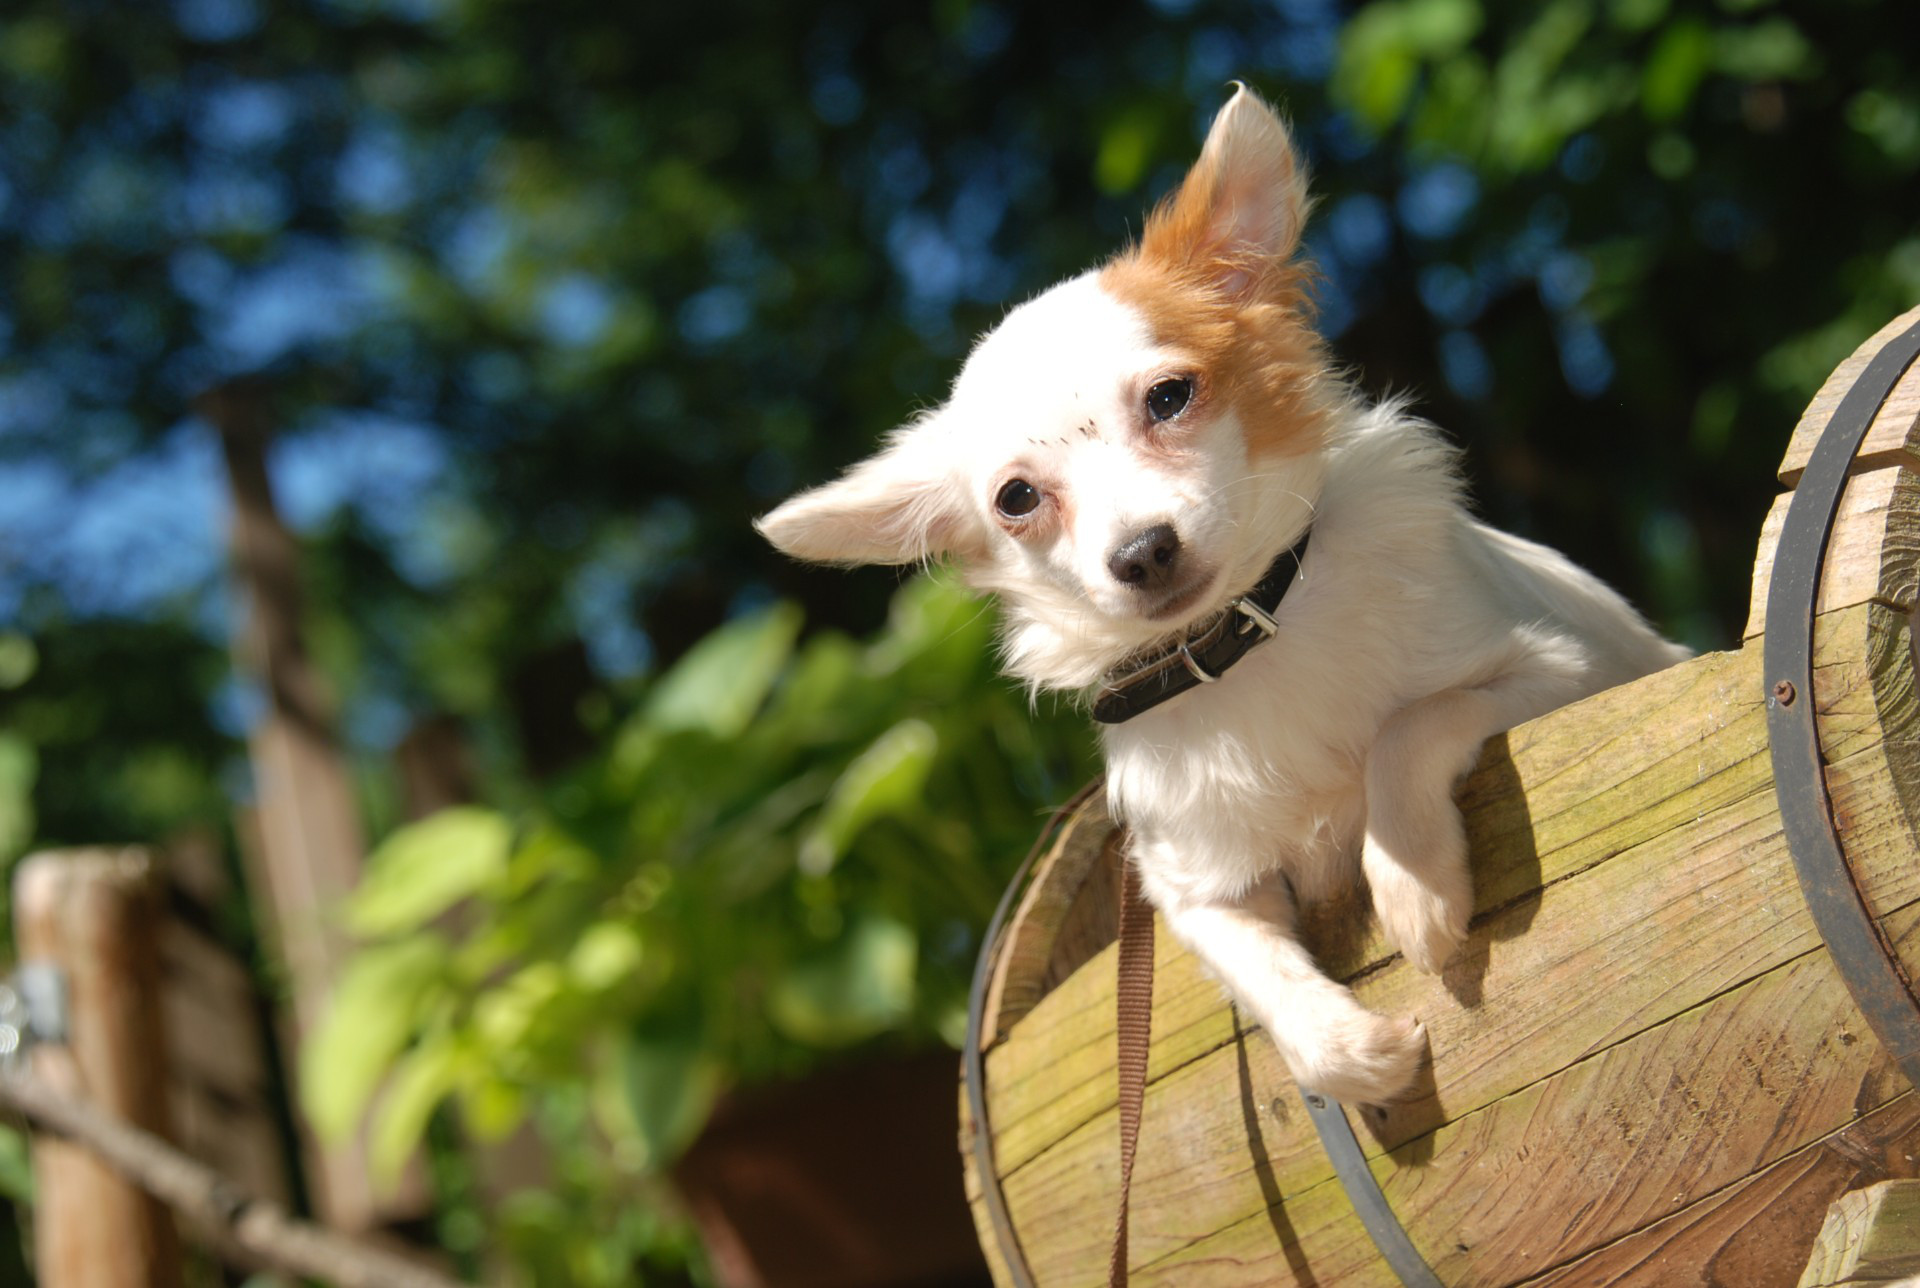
left=755, top=421, right=973, bottom=567
left=1139, top=85, right=1309, bottom=297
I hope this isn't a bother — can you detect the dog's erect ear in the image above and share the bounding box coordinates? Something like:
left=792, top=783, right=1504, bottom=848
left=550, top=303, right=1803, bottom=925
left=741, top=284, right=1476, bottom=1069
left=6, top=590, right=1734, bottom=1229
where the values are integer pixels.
left=1140, top=85, right=1308, bottom=296
left=755, top=421, right=973, bottom=567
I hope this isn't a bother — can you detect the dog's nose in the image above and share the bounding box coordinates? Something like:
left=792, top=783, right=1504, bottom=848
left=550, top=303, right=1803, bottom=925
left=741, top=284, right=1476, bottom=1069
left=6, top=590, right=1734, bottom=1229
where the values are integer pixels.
left=1108, top=523, right=1182, bottom=592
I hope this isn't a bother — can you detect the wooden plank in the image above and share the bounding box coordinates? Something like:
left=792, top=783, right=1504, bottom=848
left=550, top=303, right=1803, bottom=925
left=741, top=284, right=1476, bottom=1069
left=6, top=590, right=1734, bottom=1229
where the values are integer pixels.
left=1817, top=601, right=1920, bottom=950
left=970, top=591, right=1920, bottom=1281
left=958, top=1097, right=1020, bottom=1287
left=1797, top=1179, right=1920, bottom=1287
left=204, top=385, right=431, bottom=1232
left=974, top=642, right=1771, bottom=1183
left=1518, top=1095, right=1920, bottom=1287
left=984, top=733, right=1920, bottom=1283
left=1779, top=305, right=1920, bottom=488
left=981, top=800, right=1121, bottom=1044
left=976, top=596, right=1916, bottom=1201
left=1744, top=465, right=1920, bottom=639
left=158, top=920, right=272, bottom=1102
left=1123, top=897, right=1920, bottom=1287
left=166, top=1080, right=292, bottom=1214
left=977, top=615, right=1913, bottom=1189
left=1861, top=598, right=1920, bottom=855
left=15, top=851, right=185, bottom=1288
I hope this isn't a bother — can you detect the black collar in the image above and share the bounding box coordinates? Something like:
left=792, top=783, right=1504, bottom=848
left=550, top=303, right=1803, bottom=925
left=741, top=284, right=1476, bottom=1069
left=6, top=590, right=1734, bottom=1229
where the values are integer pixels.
left=1091, top=529, right=1312, bottom=725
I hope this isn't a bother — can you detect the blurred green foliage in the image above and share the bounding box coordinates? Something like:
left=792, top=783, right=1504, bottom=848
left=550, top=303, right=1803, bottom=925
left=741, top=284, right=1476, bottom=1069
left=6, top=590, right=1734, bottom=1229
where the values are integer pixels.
left=2, top=0, right=1918, bottom=1282
left=305, top=576, right=1090, bottom=1279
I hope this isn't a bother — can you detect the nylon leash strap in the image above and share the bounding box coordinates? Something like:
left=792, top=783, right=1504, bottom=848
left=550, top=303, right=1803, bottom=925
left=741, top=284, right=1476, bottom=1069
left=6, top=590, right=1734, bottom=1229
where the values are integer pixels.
left=1109, top=859, right=1155, bottom=1287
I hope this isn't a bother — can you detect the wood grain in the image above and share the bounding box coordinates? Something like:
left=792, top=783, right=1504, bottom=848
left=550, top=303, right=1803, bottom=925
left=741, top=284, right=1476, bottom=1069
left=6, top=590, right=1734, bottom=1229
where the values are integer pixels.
left=972, top=641, right=1783, bottom=1187
left=1115, top=901, right=1920, bottom=1287
left=980, top=801, right=1121, bottom=1046
left=1744, top=465, right=1920, bottom=639
left=1778, top=305, right=1920, bottom=488
left=983, top=732, right=1920, bottom=1284
left=15, top=851, right=185, bottom=1288
left=973, top=606, right=1911, bottom=1195
left=967, top=633, right=1920, bottom=1281
left=1523, top=1096, right=1920, bottom=1288
left=1796, top=1179, right=1920, bottom=1287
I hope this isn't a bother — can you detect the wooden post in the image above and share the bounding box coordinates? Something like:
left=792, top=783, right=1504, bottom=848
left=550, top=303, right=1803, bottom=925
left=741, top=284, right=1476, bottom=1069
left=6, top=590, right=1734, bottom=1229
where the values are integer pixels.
left=201, top=381, right=430, bottom=1232
left=1797, top=1180, right=1920, bottom=1287
left=14, top=849, right=184, bottom=1288
left=156, top=828, right=295, bottom=1216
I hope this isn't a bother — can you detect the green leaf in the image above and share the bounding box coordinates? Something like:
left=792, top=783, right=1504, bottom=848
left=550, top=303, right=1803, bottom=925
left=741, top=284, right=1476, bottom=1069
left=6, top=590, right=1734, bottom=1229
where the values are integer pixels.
left=0, top=734, right=37, bottom=862
left=472, top=961, right=568, bottom=1055
left=1334, top=0, right=1483, bottom=131
left=643, top=602, right=803, bottom=738
left=301, top=936, right=448, bottom=1141
left=799, top=718, right=938, bottom=876
left=456, top=1075, right=527, bottom=1144
left=347, top=806, right=512, bottom=937
left=864, top=575, right=989, bottom=681
left=1095, top=105, right=1161, bottom=196
left=761, top=631, right=862, bottom=728
left=1712, top=17, right=1816, bottom=82
left=0, top=1124, right=33, bottom=1202
left=0, top=633, right=36, bottom=690
left=1641, top=18, right=1711, bottom=122
left=767, top=913, right=917, bottom=1047
left=369, top=1034, right=462, bottom=1184
left=596, top=1031, right=722, bottom=1171
left=568, top=920, right=646, bottom=992
left=1607, top=0, right=1669, bottom=33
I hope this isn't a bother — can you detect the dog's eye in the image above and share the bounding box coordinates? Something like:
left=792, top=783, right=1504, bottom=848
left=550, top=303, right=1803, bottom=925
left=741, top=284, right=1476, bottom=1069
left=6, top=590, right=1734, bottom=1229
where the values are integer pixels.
left=996, top=479, right=1041, bottom=518
left=1146, top=377, right=1193, bottom=422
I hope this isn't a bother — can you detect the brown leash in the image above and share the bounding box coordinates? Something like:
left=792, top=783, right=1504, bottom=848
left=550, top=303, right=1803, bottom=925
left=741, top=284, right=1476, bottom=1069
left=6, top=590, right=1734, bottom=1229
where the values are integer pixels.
left=1109, top=858, right=1155, bottom=1287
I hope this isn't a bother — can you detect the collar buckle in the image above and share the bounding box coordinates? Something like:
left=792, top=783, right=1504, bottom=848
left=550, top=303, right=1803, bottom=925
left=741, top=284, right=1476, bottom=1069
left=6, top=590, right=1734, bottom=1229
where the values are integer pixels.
left=1233, top=596, right=1281, bottom=637
left=1091, top=526, right=1311, bottom=725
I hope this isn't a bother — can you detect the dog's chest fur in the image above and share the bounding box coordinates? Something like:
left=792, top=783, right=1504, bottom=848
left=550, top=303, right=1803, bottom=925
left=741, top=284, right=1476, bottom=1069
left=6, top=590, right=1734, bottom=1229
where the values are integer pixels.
left=1094, top=403, right=1678, bottom=914
left=1096, top=409, right=1456, bottom=907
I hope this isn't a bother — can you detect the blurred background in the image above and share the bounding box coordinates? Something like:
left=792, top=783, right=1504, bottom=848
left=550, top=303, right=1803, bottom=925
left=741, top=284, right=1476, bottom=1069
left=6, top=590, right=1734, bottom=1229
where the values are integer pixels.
left=0, top=0, right=1915, bottom=1283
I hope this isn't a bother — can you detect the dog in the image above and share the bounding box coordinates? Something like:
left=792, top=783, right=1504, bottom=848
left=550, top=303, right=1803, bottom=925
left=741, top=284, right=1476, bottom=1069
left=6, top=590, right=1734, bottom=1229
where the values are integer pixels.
left=756, top=86, right=1689, bottom=1104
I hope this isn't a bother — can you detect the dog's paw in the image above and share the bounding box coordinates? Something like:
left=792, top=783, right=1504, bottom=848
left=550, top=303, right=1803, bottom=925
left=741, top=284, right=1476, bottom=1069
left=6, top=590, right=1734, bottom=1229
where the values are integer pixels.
left=1364, top=837, right=1471, bottom=975
left=1378, top=881, right=1469, bottom=975
left=1293, top=1010, right=1428, bottom=1108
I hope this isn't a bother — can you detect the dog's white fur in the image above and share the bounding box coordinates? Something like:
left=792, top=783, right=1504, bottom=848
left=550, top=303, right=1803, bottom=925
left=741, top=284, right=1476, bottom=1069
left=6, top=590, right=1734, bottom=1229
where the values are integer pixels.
left=757, top=87, right=1688, bottom=1104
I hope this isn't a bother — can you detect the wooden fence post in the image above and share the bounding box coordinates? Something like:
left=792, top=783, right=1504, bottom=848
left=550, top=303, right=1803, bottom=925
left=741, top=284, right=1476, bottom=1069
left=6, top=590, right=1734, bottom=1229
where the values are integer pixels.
left=14, top=849, right=184, bottom=1288
left=201, top=380, right=431, bottom=1233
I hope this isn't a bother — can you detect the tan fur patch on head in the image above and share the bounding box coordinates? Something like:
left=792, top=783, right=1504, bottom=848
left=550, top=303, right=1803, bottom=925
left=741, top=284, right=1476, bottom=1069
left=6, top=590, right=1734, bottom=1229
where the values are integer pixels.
left=1100, top=236, right=1329, bottom=462
left=1099, top=87, right=1332, bottom=460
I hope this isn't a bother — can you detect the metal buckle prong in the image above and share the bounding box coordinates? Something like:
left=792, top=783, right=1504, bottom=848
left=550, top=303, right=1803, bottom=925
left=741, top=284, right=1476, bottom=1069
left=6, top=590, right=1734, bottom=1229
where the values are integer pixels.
left=1235, top=597, right=1280, bottom=637
left=1177, top=641, right=1217, bottom=683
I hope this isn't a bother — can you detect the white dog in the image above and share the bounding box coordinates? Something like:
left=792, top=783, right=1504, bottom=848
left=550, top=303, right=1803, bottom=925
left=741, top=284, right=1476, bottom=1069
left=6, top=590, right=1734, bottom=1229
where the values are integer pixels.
left=757, top=86, right=1688, bottom=1104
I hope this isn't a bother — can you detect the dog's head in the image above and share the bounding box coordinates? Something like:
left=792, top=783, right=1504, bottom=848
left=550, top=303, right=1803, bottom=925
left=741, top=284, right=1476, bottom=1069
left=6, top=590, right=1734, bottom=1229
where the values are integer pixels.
left=758, top=86, right=1334, bottom=691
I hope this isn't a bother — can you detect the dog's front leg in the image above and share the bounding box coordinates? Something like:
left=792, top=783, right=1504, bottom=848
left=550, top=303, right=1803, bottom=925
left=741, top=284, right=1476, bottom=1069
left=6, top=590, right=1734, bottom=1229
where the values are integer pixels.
left=1146, top=867, right=1427, bottom=1105
left=1362, top=682, right=1556, bottom=974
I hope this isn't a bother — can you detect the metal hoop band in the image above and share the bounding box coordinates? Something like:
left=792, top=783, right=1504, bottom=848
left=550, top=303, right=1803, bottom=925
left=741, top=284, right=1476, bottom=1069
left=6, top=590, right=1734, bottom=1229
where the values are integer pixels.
left=1763, top=315, right=1920, bottom=1092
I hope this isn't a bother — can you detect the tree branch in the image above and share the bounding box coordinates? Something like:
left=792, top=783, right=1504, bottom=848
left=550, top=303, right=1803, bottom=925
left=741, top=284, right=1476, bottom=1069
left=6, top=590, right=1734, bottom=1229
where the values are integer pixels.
left=0, top=1071, right=467, bottom=1288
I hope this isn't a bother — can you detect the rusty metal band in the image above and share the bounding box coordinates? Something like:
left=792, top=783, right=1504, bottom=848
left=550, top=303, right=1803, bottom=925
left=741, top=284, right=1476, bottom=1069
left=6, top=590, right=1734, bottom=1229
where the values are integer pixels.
left=964, top=780, right=1102, bottom=1288
left=1301, top=1091, right=1446, bottom=1288
left=1764, top=314, right=1920, bottom=1092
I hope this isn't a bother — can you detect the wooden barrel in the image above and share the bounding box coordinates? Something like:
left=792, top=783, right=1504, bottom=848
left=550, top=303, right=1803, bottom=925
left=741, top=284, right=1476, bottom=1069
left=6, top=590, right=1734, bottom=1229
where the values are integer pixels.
left=960, top=305, right=1920, bottom=1287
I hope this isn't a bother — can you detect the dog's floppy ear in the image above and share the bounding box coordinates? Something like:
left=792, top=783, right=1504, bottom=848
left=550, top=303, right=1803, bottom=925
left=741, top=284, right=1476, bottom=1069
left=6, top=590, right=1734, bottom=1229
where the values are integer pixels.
left=1140, top=84, right=1308, bottom=297
left=755, top=418, right=973, bottom=566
